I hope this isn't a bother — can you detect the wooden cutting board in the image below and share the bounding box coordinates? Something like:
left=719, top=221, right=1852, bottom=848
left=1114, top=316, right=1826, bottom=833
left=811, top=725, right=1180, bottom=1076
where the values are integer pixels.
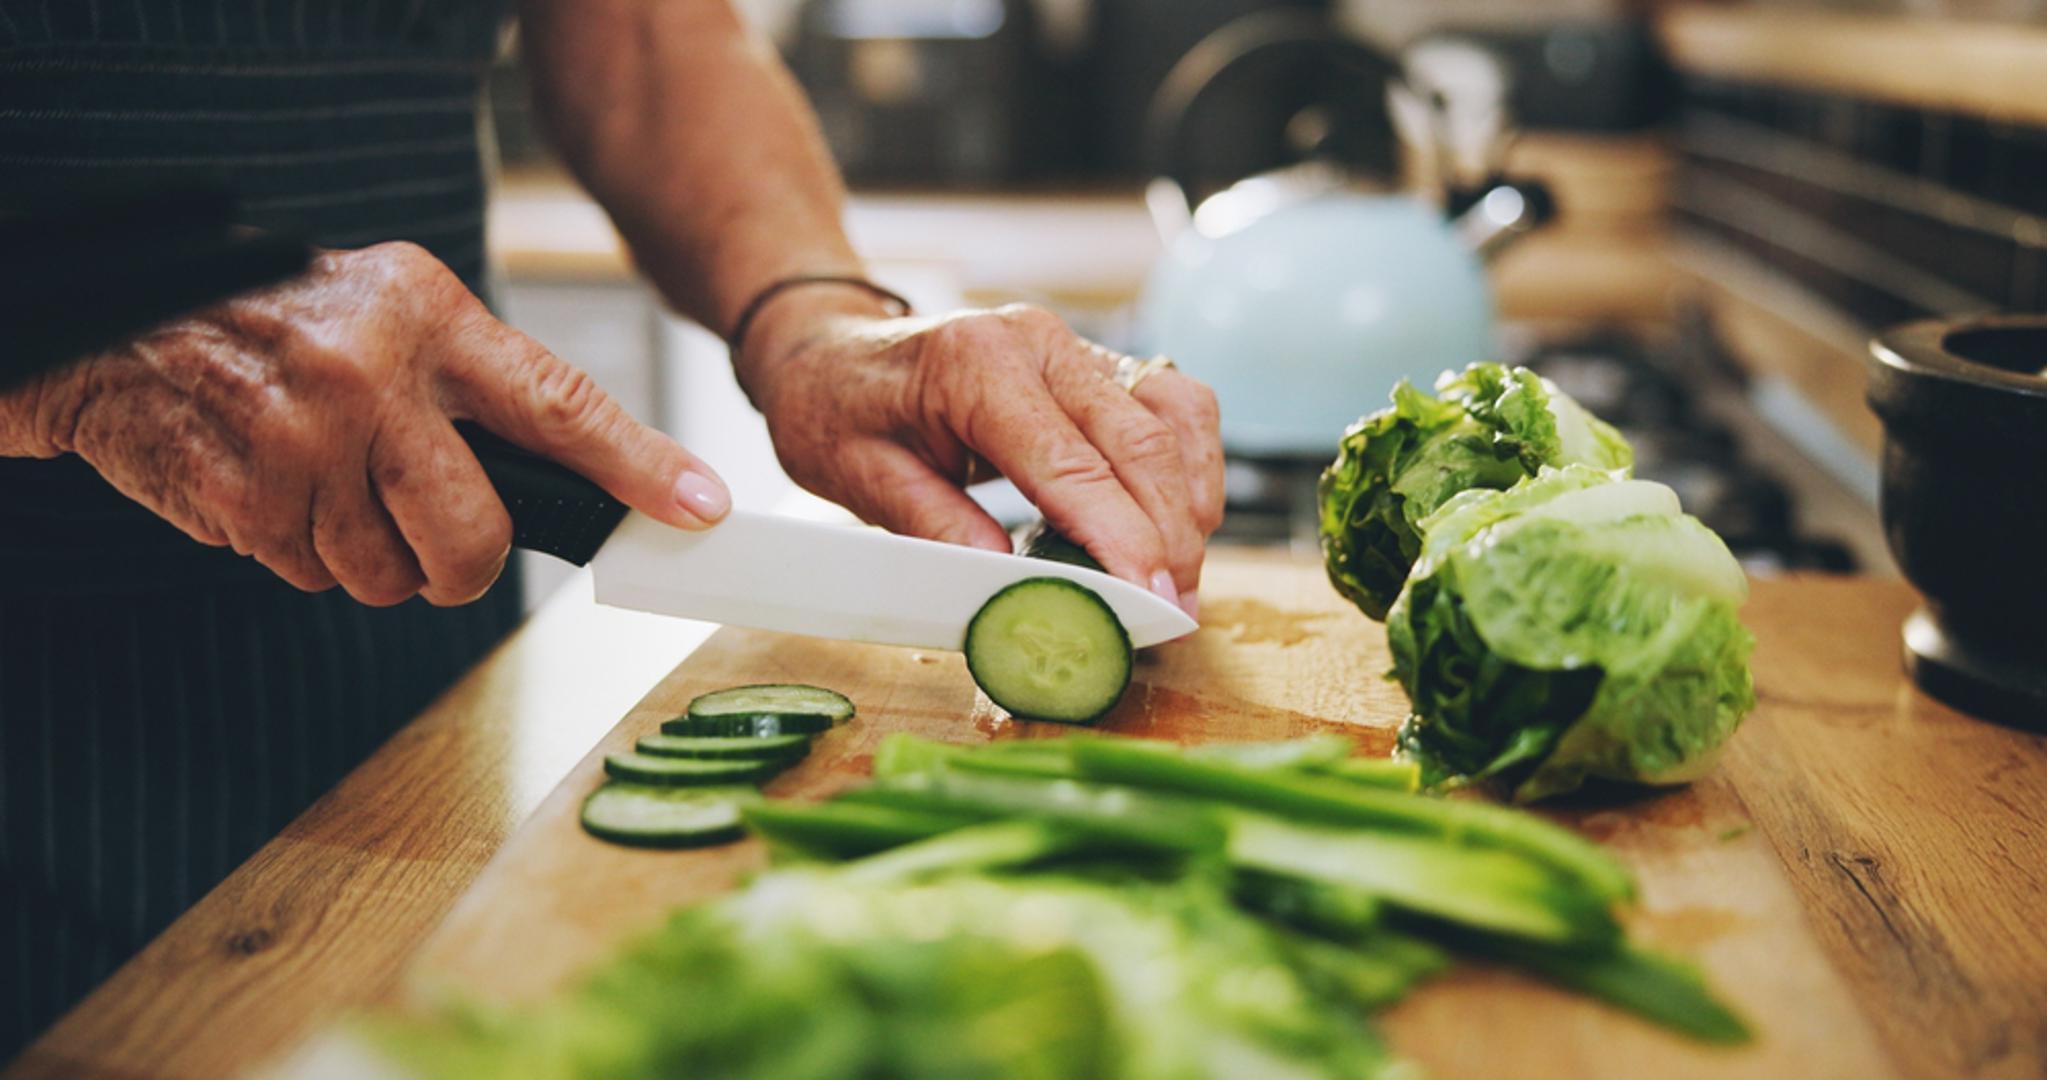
left=393, top=556, right=2047, bottom=1079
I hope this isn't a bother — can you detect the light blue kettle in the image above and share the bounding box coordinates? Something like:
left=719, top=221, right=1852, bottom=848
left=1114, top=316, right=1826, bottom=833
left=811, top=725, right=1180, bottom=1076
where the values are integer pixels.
left=1134, top=15, right=1552, bottom=459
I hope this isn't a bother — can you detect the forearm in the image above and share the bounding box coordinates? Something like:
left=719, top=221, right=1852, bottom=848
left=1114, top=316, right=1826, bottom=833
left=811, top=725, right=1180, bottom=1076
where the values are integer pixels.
left=514, top=3, right=1221, bottom=592
left=520, top=0, right=868, bottom=339
left=0, top=371, right=86, bottom=459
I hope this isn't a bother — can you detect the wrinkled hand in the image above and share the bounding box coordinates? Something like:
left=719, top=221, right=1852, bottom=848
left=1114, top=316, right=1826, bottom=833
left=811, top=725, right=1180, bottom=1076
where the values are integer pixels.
left=0, top=242, right=729, bottom=605
left=738, top=297, right=1224, bottom=615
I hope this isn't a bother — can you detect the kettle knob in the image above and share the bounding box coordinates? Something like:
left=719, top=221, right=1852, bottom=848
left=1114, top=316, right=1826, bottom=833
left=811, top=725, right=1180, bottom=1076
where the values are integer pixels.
left=1448, top=176, right=1555, bottom=261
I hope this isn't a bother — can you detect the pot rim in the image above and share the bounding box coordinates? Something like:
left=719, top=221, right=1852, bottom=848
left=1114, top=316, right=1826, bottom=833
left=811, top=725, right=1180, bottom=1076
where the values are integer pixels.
left=1869, top=316, right=2047, bottom=402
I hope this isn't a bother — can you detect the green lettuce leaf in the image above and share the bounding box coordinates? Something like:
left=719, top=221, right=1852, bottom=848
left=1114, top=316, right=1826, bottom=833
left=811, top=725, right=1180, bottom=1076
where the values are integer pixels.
left=1388, top=467, right=1755, bottom=802
left=1318, top=363, right=1633, bottom=621
left=371, top=870, right=1408, bottom=1080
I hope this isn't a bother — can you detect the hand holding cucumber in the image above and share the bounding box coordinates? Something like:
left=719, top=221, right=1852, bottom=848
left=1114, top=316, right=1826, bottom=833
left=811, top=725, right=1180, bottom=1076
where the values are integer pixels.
left=732, top=298, right=1224, bottom=617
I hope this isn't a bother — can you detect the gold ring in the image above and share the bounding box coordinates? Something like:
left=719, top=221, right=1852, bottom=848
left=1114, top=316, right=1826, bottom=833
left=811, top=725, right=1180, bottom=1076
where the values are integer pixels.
left=1112, top=354, right=1176, bottom=394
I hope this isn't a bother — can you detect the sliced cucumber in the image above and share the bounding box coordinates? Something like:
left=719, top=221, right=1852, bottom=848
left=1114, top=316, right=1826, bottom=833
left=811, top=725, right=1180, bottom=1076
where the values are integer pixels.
left=686, top=684, right=854, bottom=725
left=635, top=733, right=812, bottom=761
left=662, top=713, right=833, bottom=738
left=579, top=782, right=752, bottom=848
left=964, top=577, right=1132, bottom=724
left=603, top=752, right=783, bottom=787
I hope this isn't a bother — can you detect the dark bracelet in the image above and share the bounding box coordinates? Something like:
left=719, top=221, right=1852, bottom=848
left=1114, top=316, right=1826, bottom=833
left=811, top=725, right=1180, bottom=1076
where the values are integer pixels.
left=727, top=274, right=913, bottom=358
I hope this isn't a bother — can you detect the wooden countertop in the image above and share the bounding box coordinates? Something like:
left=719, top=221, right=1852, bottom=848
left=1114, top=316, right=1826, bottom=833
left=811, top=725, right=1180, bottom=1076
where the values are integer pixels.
left=11, top=560, right=2046, bottom=1079
left=487, top=157, right=1680, bottom=325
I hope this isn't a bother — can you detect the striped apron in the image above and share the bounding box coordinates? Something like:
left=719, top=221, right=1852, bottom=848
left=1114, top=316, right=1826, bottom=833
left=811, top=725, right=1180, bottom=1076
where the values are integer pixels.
left=0, top=0, right=518, bottom=1057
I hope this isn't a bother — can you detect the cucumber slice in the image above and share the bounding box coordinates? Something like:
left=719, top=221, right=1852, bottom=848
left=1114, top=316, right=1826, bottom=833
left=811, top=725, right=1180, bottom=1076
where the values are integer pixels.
left=662, top=713, right=833, bottom=738
left=635, top=733, right=812, bottom=760
left=603, top=752, right=783, bottom=787
left=579, top=782, right=752, bottom=848
left=964, top=577, right=1132, bottom=724
left=686, top=684, right=854, bottom=725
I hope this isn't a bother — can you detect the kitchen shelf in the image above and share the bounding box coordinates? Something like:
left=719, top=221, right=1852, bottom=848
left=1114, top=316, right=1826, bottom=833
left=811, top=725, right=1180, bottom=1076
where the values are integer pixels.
left=1659, top=2, right=2047, bottom=126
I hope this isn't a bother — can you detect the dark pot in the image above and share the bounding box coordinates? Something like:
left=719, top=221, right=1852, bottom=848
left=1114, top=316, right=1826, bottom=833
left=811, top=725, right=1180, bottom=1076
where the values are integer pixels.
left=1867, top=317, right=2047, bottom=727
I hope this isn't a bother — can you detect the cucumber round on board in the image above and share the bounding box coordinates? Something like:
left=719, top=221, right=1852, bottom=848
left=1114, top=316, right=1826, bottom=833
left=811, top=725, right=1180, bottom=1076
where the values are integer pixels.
left=603, top=752, right=783, bottom=787
left=964, top=576, right=1133, bottom=724
left=687, top=684, right=854, bottom=725
left=661, top=712, right=834, bottom=738
left=635, top=733, right=812, bottom=761
left=580, top=782, right=752, bottom=848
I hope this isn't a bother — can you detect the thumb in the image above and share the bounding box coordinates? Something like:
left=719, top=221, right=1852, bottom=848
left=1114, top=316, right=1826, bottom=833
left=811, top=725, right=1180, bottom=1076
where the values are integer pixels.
left=439, top=318, right=729, bottom=530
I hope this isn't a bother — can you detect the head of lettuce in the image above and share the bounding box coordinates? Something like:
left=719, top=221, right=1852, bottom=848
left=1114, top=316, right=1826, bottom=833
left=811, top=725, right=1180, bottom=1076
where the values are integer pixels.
left=1318, top=363, right=1634, bottom=621
left=1386, top=466, right=1756, bottom=802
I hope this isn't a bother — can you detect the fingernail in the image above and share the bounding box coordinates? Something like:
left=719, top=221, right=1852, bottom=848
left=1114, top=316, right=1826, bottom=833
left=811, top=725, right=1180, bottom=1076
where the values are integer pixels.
left=673, top=469, right=730, bottom=525
left=1149, top=570, right=1178, bottom=607
left=1179, top=590, right=1200, bottom=619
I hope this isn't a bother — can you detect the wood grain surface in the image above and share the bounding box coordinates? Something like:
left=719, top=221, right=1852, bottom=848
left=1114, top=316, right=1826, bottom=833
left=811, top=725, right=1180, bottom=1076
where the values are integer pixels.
left=12, top=559, right=2045, bottom=1079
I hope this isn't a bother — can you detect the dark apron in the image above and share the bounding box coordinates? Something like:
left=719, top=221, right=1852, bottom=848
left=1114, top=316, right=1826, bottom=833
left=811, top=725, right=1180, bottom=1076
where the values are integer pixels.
left=0, top=0, right=517, bottom=1057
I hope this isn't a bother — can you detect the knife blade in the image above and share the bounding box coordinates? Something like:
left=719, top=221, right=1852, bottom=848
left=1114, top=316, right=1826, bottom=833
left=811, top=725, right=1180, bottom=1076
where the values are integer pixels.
left=458, top=426, right=1198, bottom=650
left=588, top=509, right=1197, bottom=649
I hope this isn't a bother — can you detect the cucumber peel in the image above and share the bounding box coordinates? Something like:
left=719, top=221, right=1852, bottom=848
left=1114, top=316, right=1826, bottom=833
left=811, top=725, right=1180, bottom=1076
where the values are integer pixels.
left=636, top=733, right=812, bottom=761
left=662, top=713, right=834, bottom=738
left=603, top=752, right=784, bottom=787
left=686, top=683, right=853, bottom=724
left=579, top=783, right=753, bottom=848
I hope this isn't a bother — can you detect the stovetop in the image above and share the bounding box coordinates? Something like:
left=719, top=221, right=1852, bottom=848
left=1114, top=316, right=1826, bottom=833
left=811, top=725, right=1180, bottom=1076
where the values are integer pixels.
left=1214, top=331, right=1863, bottom=575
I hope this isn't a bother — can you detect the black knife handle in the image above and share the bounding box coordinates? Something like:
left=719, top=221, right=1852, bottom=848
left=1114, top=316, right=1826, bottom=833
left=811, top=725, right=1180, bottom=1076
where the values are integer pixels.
left=455, top=422, right=627, bottom=566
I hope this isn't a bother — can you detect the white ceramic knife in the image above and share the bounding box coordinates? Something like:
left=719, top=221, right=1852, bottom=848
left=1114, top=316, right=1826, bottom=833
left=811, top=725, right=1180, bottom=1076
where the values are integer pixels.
left=591, top=510, right=1195, bottom=649
left=460, top=425, right=1197, bottom=650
